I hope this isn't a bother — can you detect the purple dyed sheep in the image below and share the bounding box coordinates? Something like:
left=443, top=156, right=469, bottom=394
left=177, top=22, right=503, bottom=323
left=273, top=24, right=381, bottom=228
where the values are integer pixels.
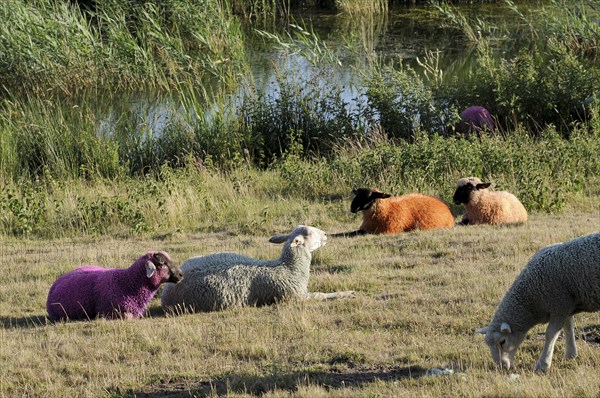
left=46, top=251, right=183, bottom=321
left=457, top=106, right=495, bottom=136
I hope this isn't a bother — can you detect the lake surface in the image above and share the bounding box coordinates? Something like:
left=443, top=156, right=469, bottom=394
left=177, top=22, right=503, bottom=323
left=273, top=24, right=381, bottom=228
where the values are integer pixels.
left=93, top=2, right=562, bottom=137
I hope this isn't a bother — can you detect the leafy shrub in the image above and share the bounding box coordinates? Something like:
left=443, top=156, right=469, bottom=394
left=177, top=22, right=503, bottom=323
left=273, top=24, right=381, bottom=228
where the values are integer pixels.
left=0, top=182, right=46, bottom=236
left=363, top=63, right=447, bottom=140
left=239, top=66, right=359, bottom=165
left=274, top=111, right=600, bottom=212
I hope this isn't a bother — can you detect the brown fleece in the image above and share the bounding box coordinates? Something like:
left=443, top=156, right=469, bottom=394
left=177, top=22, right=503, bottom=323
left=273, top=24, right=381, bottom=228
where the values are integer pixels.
left=360, top=194, right=455, bottom=234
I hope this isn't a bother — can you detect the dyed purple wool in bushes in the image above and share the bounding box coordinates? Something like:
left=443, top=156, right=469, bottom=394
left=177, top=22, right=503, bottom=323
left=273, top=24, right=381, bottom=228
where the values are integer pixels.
left=47, top=251, right=182, bottom=320
left=458, top=106, right=495, bottom=135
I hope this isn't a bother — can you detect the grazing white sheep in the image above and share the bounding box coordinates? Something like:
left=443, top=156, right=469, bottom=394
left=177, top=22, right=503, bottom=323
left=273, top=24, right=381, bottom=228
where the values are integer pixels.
left=453, top=177, right=527, bottom=225
left=477, top=231, right=600, bottom=372
left=161, top=225, right=354, bottom=312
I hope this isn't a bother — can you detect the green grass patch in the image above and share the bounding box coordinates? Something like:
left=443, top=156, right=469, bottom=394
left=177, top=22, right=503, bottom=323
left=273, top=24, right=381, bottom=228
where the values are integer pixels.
left=1, top=122, right=599, bottom=238
left=1, top=212, right=599, bottom=396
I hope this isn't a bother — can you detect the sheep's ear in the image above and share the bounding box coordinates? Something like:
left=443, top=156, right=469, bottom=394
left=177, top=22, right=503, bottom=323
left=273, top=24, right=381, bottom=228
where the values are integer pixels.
left=476, top=182, right=492, bottom=190
left=269, top=234, right=289, bottom=244
left=372, top=191, right=391, bottom=199
left=476, top=326, right=489, bottom=335
left=145, top=261, right=156, bottom=278
left=352, top=188, right=358, bottom=195
left=500, top=322, right=512, bottom=334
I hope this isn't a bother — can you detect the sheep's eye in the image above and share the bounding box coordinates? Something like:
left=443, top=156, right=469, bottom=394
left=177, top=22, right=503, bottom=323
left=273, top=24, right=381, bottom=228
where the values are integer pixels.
left=152, top=255, right=167, bottom=267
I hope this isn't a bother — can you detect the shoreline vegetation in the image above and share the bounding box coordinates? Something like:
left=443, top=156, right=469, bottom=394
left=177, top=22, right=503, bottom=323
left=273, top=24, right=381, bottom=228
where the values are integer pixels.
left=1, top=3, right=600, bottom=398
left=0, top=0, right=599, bottom=238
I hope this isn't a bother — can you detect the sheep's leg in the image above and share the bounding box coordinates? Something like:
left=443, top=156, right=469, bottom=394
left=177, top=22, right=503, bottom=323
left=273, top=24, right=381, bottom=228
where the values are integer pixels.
left=122, top=312, right=135, bottom=320
left=108, top=309, right=135, bottom=320
left=563, top=315, right=577, bottom=359
left=329, top=230, right=366, bottom=238
left=304, top=291, right=355, bottom=300
left=534, top=317, right=564, bottom=373
left=456, top=216, right=469, bottom=226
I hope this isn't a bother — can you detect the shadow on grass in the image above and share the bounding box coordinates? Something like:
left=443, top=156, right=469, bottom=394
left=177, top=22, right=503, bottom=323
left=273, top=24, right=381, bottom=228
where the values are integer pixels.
left=329, top=230, right=364, bottom=238
left=581, top=325, right=600, bottom=347
left=146, top=305, right=170, bottom=318
left=117, top=366, right=428, bottom=397
left=533, top=324, right=600, bottom=347
left=0, top=307, right=170, bottom=329
left=0, top=315, right=49, bottom=329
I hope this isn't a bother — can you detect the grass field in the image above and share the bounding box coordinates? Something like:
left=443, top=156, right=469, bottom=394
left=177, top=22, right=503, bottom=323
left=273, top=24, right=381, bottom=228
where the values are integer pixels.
left=1, top=2, right=599, bottom=396
left=1, top=209, right=599, bottom=397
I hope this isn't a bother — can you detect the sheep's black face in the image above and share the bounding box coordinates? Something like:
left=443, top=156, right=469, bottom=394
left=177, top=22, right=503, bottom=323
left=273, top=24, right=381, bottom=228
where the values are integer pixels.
left=350, top=188, right=391, bottom=213
left=453, top=182, right=492, bottom=204
left=453, top=184, right=475, bottom=204
left=152, top=252, right=183, bottom=283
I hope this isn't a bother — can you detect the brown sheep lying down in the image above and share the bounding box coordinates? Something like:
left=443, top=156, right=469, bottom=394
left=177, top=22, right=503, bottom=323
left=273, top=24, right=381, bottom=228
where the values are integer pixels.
left=333, top=188, right=455, bottom=237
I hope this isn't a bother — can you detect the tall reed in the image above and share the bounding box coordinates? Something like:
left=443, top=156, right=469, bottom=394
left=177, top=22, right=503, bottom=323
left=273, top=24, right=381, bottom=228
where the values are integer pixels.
left=0, top=94, right=122, bottom=183
left=542, top=0, right=600, bottom=56
left=0, top=0, right=246, bottom=94
left=433, top=2, right=480, bottom=44
left=335, top=0, right=387, bottom=16
left=231, top=0, right=291, bottom=21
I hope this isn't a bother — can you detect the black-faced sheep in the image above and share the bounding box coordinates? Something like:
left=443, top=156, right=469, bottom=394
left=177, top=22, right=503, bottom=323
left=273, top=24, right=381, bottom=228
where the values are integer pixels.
left=453, top=177, right=527, bottom=225
left=477, top=231, right=600, bottom=372
left=336, top=188, right=455, bottom=236
left=46, top=251, right=183, bottom=321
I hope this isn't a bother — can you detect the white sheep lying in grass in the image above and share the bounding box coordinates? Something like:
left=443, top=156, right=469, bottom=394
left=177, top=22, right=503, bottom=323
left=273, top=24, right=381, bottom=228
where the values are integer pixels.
left=161, top=225, right=355, bottom=313
left=453, top=177, right=527, bottom=225
left=477, top=231, right=600, bottom=372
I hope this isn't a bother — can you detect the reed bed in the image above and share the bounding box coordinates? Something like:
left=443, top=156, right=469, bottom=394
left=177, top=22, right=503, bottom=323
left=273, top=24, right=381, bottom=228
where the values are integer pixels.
left=335, top=0, right=388, bottom=16
left=0, top=0, right=246, bottom=94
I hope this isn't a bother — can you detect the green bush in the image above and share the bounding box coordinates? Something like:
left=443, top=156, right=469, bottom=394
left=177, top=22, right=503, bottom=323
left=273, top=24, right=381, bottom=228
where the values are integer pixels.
left=239, top=67, right=359, bottom=164
left=273, top=114, right=600, bottom=212
left=363, top=63, right=447, bottom=140
left=443, top=44, right=597, bottom=135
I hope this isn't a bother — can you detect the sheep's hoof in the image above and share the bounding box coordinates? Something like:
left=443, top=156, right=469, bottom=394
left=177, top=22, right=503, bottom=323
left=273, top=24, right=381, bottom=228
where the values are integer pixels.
left=533, top=361, right=550, bottom=373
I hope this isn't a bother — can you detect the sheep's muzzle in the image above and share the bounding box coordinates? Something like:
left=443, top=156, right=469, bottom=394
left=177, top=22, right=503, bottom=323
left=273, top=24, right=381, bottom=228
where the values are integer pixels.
left=169, top=269, right=184, bottom=283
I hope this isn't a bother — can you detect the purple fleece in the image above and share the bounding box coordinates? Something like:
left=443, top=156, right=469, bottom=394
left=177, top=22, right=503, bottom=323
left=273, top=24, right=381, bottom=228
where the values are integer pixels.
left=458, top=106, right=495, bottom=134
left=47, top=252, right=171, bottom=320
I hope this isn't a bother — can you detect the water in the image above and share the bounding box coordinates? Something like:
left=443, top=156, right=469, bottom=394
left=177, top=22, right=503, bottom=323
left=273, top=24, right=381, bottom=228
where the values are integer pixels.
left=257, top=2, right=534, bottom=76
left=92, top=2, right=570, bottom=138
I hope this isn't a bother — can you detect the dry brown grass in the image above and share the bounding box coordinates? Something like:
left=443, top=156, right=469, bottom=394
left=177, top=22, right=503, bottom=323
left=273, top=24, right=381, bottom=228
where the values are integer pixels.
left=1, top=211, right=600, bottom=397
